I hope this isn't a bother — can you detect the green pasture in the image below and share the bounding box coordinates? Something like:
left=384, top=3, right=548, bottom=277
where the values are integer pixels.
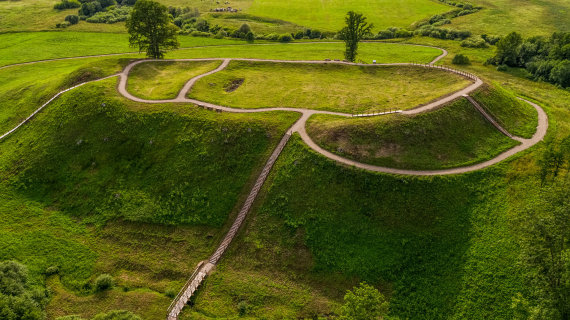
left=189, top=61, right=469, bottom=113
left=128, top=60, right=222, bottom=99
left=306, top=97, right=519, bottom=169
left=451, top=0, right=570, bottom=36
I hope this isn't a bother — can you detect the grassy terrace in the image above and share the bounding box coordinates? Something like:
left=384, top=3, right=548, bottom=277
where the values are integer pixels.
left=306, top=98, right=519, bottom=170
left=0, top=78, right=299, bottom=318
left=127, top=60, right=222, bottom=100
left=189, top=61, right=470, bottom=113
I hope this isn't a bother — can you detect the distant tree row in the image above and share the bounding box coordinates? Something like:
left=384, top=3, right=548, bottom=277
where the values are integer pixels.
left=488, top=31, right=570, bottom=87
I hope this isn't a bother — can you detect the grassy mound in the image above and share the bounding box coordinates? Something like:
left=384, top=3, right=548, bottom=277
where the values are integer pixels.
left=0, top=78, right=298, bottom=226
left=306, top=97, right=519, bottom=170
left=190, top=61, right=470, bottom=113
left=190, top=136, right=530, bottom=319
left=0, top=57, right=132, bottom=134
left=0, top=77, right=298, bottom=318
left=127, top=60, right=222, bottom=100
left=470, top=83, right=538, bottom=139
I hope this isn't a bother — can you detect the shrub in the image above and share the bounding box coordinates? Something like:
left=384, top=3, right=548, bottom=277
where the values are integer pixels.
left=54, top=0, right=80, bottom=10
left=86, top=6, right=131, bottom=23
left=461, top=36, right=488, bottom=48
left=294, top=30, right=304, bottom=39
left=432, top=19, right=451, bottom=26
left=45, top=265, right=59, bottom=275
left=265, top=33, right=280, bottom=41
left=452, top=54, right=470, bottom=65
left=481, top=34, right=501, bottom=45
left=214, top=30, right=227, bottom=39
left=190, top=31, right=211, bottom=37
left=56, top=21, right=71, bottom=28
left=549, top=60, right=570, bottom=87
left=245, top=31, right=254, bottom=42
left=94, top=274, right=114, bottom=292
left=91, top=310, right=141, bottom=320
left=238, top=23, right=251, bottom=34
left=79, top=1, right=103, bottom=17
left=65, top=15, right=79, bottom=25
left=496, top=64, right=508, bottom=71
left=279, top=34, right=292, bottom=42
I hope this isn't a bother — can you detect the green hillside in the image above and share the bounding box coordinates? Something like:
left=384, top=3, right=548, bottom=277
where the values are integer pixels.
left=306, top=97, right=519, bottom=170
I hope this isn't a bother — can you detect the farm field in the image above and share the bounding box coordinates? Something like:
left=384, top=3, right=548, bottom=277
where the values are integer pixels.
left=1, top=0, right=570, bottom=319
left=189, top=61, right=469, bottom=113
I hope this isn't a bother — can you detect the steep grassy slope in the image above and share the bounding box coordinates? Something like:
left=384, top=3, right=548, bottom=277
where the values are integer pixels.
left=190, top=61, right=469, bottom=113
left=128, top=60, right=222, bottom=100
left=306, top=97, right=519, bottom=170
left=0, top=78, right=298, bottom=226
left=189, top=135, right=532, bottom=319
left=0, top=78, right=298, bottom=318
left=0, top=57, right=131, bottom=134
left=470, top=84, right=538, bottom=139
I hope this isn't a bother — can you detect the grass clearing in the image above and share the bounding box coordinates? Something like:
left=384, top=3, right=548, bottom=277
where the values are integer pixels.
left=451, top=0, right=570, bottom=36
left=306, top=98, right=519, bottom=170
left=128, top=60, right=222, bottom=100
left=190, top=61, right=470, bottom=113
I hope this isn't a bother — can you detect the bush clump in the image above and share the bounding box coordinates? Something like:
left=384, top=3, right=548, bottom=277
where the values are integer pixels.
left=56, top=21, right=71, bottom=28
left=452, top=54, right=471, bottom=65
left=487, top=31, right=570, bottom=87
left=54, top=0, right=81, bottom=10
left=279, top=34, right=292, bottom=42
left=65, top=15, right=80, bottom=25
left=461, top=36, right=488, bottom=48
left=94, top=274, right=114, bottom=292
left=0, top=261, right=49, bottom=320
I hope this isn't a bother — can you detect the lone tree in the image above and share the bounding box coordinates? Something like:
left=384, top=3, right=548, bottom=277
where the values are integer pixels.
left=126, top=0, right=179, bottom=59
left=339, top=11, right=373, bottom=62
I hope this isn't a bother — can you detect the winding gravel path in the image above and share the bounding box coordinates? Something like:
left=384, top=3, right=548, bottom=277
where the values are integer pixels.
left=116, top=57, right=545, bottom=175
left=1, top=45, right=547, bottom=176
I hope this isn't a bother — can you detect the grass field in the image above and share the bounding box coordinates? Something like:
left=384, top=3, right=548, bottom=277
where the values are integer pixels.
left=247, top=0, right=451, bottom=31
left=167, top=42, right=443, bottom=63
left=0, top=0, right=450, bottom=33
left=0, top=32, right=244, bottom=67
left=128, top=60, right=222, bottom=100
left=306, top=97, right=519, bottom=169
left=189, top=61, right=469, bottom=113
left=451, top=0, right=570, bottom=36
